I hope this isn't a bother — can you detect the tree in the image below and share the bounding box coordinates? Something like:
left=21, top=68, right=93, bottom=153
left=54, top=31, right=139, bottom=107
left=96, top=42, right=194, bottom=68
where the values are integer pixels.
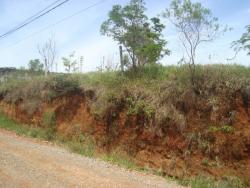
left=162, top=0, right=225, bottom=91
left=232, top=25, right=250, bottom=56
left=62, top=52, right=78, bottom=73
left=101, top=0, right=169, bottom=69
left=28, top=59, right=44, bottom=72
left=38, top=36, right=57, bottom=76
left=137, top=17, right=170, bottom=66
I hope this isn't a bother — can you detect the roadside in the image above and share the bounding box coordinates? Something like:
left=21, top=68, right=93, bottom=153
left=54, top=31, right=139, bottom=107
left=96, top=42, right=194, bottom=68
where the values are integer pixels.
left=0, top=128, right=183, bottom=188
left=0, top=113, right=248, bottom=188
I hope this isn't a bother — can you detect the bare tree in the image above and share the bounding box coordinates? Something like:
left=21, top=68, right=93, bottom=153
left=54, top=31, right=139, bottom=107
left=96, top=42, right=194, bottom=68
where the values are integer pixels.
left=38, top=36, right=57, bottom=76
left=163, top=0, right=227, bottom=92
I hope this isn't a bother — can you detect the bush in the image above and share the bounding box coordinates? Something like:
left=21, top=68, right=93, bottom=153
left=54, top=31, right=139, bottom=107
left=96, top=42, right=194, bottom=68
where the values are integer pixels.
left=208, top=125, right=234, bottom=134
left=48, top=75, right=81, bottom=96
left=41, top=110, right=56, bottom=140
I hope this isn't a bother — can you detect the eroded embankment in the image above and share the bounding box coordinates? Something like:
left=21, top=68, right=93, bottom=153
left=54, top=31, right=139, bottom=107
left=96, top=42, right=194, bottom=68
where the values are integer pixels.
left=0, top=88, right=249, bottom=182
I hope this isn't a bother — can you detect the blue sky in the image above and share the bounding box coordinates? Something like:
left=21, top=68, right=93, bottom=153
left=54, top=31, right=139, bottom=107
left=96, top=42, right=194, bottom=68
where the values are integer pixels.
left=0, top=0, right=249, bottom=72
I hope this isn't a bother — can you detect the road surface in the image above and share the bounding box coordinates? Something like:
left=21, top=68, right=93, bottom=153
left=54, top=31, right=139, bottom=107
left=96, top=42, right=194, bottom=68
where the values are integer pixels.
left=0, top=129, right=184, bottom=188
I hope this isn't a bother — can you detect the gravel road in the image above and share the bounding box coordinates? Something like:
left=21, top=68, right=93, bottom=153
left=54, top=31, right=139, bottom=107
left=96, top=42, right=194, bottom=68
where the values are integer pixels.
left=0, top=129, right=184, bottom=188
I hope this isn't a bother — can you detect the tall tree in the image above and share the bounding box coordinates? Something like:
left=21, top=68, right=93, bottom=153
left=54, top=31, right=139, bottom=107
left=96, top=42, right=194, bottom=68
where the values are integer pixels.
left=101, top=0, right=169, bottom=69
left=62, top=52, right=78, bottom=73
left=28, top=59, right=44, bottom=72
left=162, top=0, right=225, bottom=91
left=38, top=36, right=57, bottom=76
left=232, top=25, right=250, bottom=56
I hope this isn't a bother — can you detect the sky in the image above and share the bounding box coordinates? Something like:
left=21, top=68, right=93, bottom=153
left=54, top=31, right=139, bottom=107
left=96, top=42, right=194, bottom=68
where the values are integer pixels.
left=0, top=0, right=249, bottom=73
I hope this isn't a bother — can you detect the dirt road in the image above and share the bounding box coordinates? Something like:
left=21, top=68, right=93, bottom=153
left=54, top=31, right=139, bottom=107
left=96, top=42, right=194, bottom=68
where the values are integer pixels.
left=0, top=129, right=184, bottom=188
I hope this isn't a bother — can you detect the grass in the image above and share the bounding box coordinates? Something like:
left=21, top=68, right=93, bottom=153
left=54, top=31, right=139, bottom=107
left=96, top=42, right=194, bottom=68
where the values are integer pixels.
left=208, top=125, right=234, bottom=134
left=0, top=113, right=50, bottom=139
left=101, top=150, right=138, bottom=170
left=0, top=64, right=250, bottom=187
left=0, top=112, right=95, bottom=157
left=1, top=64, right=249, bottom=122
left=179, top=175, right=249, bottom=188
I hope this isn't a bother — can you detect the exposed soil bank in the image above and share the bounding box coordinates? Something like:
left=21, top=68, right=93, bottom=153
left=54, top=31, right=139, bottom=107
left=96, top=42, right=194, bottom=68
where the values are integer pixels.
left=0, top=88, right=249, bottom=183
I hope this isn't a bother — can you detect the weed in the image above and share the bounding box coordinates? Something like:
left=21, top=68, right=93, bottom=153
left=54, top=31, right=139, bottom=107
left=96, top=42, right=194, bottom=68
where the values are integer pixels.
left=201, top=158, right=210, bottom=166
left=41, top=110, right=56, bottom=140
left=0, top=112, right=94, bottom=157
left=179, top=175, right=249, bottom=188
left=208, top=126, right=220, bottom=133
left=126, top=97, right=155, bottom=118
left=0, top=113, right=49, bottom=140
left=101, top=150, right=137, bottom=170
left=208, top=125, right=234, bottom=134
left=221, top=125, right=234, bottom=133
left=65, top=138, right=95, bottom=157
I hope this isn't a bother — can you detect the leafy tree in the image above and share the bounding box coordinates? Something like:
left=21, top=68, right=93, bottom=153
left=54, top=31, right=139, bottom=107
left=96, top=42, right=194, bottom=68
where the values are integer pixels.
left=28, top=59, right=44, bottom=72
left=101, top=0, right=169, bottom=69
left=62, top=52, right=78, bottom=73
left=162, top=0, right=225, bottom=91
left=232, top=25, right=250, bottom=56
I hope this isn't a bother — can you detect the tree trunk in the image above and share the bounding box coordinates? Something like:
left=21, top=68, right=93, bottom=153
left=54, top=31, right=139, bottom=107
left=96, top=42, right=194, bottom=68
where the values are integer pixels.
left=132, top=52, right=136, bottom=69
left=119, top=46, right=124, bottom=72
left=44, top=58, right=48, bottom=77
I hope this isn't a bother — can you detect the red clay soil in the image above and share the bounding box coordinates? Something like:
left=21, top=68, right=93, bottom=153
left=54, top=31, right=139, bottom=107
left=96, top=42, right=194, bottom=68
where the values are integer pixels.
left=0, top=91, right=249, bottom=182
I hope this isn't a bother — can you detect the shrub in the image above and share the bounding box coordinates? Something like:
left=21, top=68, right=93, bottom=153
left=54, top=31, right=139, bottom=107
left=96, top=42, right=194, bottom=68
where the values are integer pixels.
left=126, top=97, right=155, bottom=118
left=48, top=75, right=81, bottom=96
left=66, top=135, right=95, bottom=157
left=41, top=110, right=56, bottom=140
left=208, top=125, right=234, bottom=134
left=220, top=125, right=234, bottom=133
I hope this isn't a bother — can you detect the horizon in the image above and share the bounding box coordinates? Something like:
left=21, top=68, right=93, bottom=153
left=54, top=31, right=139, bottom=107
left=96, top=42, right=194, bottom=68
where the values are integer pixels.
left=0, top=0, right=249, bottom=73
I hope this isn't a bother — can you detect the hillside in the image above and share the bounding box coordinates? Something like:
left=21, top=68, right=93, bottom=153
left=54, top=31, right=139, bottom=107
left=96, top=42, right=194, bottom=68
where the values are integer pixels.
left=0, top=64, right=249, bottom=187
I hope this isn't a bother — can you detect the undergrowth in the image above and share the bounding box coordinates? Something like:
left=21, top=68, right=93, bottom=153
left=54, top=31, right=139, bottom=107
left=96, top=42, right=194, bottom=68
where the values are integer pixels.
left=0, top=112, right=94, bottom=157
left=179, top=175, right=249, bottom=188
left=0, top=64, right=250, bottom=187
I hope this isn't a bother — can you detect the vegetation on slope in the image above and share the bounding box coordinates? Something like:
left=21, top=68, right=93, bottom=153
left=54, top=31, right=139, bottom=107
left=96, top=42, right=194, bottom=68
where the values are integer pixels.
left=0, top=64, right=249, bottom=187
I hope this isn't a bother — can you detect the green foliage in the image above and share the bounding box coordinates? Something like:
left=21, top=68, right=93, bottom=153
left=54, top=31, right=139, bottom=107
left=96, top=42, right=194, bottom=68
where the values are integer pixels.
left=0, top=112, right=52, bottom=140
left=65, top=136, right=95, bottom=157
left=126, top=97, right=155, bottom=118
left=62, top=52, right=78, bottom=73
left=0, top=63, right=250, bottom=188
left=180, top=175, right=248, bottom=188
left=41, top=110, right=56, bottom=140
left=232, top=25, right=250, bottom=56
left=201, top=158, right=209, bottom=166
left=0, top=112, right=95, bottom=157
left=41, top=111, right=56, bottom=128
left=124, top=63, right=170, bottom=80
left=48, top=75, right=81, bottom=96
left=0, top=74, right=81, bottom=120
left=220, top=125, right=234, bottom=133
left=208, top=126, right=220, bottom=133
left=101, top=0, right=169, bottom=68
left=28, top=59, right=44, bottom=72
left=162, top=0, right=226, bottom=91
left=101, top=150, right=137, bottom=170
left=163, top=0, right=221, bottom=46
left=208, top=125, right=234, bottom=134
